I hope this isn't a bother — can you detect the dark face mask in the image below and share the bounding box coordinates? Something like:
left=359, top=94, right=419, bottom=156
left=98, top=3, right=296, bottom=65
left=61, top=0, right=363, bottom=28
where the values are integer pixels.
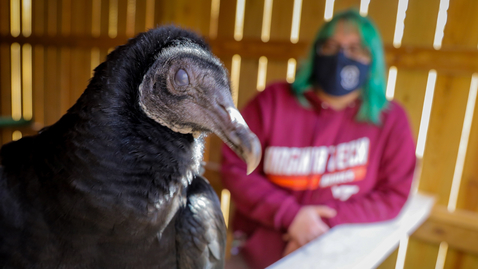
left=312, top=51, right=370, bottom=96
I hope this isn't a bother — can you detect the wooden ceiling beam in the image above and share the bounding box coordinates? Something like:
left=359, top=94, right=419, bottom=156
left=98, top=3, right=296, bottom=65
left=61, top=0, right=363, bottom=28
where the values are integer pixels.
left=2, top=35, right=478, bottom=74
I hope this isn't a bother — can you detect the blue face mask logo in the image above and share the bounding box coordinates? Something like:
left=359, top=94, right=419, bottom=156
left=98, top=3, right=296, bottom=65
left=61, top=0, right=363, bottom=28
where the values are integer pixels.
left=312, top=51, right=370, bottom=96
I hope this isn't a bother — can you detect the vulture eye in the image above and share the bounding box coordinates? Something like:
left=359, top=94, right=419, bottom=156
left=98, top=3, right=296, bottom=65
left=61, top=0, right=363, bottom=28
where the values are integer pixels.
left=175, top=69, right=189, bottom=86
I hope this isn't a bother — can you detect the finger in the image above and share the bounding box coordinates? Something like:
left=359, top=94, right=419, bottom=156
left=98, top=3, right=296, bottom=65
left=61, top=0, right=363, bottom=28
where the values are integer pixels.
left=283, top=240, right=300, bottom=257
left=315, top=206, right=337, bottom=218
left=282, top=234, right=291, bottom=241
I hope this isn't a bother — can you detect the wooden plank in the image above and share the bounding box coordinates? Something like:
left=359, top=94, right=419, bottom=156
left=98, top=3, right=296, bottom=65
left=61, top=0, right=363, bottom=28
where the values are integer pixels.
left=388, top=69, right=427, bottom=139
left=237, top=57, right=259, bottom=109
left=419, top=75, right=470, bottom=205
left=69, top=48, right=90, bottom=105
left=441, top=0, right=478, bottom=49
left=163, top=0, right=212, bottom=36
left=404, top=238, right=440, bottom=268
left=0, top=0, right=9, bottom=35
left=32, top=0, right=45, bottom=36
left=44, top=46, right=60, bottom=126
left=376, top=247, right=398, bottom=269
left=269, top=0, right=294, bottom=41
left=367, top=0, right=399, bottom=45
left=0, top=43, right=12, bottom=145
left=457, top=94, right=478, bottom=212
left=0, top=43, right=11, bottom=117
left=71, top=0, right=88, bottom=36
left=60, top=0, right=72, bottom=36
left=134, top=0, right=146, bottom=34
left=215, top=0, right=236, bottom=39
left=33, top=45, right=45, bottom=127
left=117, top=0, right=128, bottom=36
left=398, top=0, right=441, bottom=268
left=444, top=249, right=478, bottom=269
left=59, top=47, right=71, bottom=114
left=401, top=0, right=440, bottom=47
left=46, top=0, right=58, bottom=36
left=299, top=0, right=326, bottom=44
left=412, top=205, right=478, bottom=256
left=242, top=0, right=263, bottom=40
left=6, top=34, right=478, bottom=74
left=333, top=0, right=360, bottom=14
left=266, top=58, right=287, bottom=85
left=99, top=0, right=108, bottom=37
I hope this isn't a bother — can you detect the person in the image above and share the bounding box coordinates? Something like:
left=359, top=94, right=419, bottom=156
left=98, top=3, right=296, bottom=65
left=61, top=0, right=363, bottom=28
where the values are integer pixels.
left=221, top=9, right=416, bottom=269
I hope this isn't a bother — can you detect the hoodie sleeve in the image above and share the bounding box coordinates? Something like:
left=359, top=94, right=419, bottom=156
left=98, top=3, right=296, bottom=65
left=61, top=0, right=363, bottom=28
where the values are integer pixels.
left=221, top=85, right=301, bottom=232
left=321, top=103, right=416, bottom=227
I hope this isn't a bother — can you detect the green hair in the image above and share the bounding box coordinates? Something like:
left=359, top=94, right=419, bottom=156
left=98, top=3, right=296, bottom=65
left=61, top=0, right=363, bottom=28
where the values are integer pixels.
left=292, top=9, right=388, bottom=125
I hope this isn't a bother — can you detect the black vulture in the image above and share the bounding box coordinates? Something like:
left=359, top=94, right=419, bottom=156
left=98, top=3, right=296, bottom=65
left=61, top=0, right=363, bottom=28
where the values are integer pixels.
left=0, top=26, right=261, bottom=269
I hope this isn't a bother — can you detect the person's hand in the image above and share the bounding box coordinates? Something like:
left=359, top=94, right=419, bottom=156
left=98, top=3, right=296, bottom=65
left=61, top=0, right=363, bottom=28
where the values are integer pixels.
left=282, top=240, right=301, bottom=257
left=286, top=205, right=337, bottom=247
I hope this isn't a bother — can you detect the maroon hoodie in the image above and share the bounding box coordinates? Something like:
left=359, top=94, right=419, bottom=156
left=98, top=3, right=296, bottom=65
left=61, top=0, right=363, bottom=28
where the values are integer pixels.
left=221, top=82, right=416, bottom=269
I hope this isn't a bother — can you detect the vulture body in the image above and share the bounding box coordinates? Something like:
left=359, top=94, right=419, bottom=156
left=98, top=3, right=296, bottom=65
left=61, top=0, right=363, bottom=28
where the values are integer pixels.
left=0, top=26, right=260, bottom=269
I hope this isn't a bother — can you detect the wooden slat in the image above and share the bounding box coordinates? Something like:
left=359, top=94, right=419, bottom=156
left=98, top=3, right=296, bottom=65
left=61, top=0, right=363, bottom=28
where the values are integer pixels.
left=401, top=0, right=440, bottom=47
left=444, top=250, right=478, bottom=269
left=419, top=75, right=470, bottom=205
left=6, top=34, right=478, bottom=75
left=46, top=0, right=58, bottom=36
left=242, top=0, right=263, bottom=40
left=134, top=0, right=146, bottom=34
left=404, top=238, right=440, bottom=268
left=215, top=0, right=236, bottom=39
left=457, top=98, right=478, bottom=211
left=100, top=0, right=109, bottom=37
left=60, top=0, right=72, bottom=36
left=0, top=43, right=11, bottom=116
left=367, top=0, right=399, bottom=45
left=59, top=47, right=71, bottom=114
left=71, top=0, right=88, bottom=36
left=156, top=0, right=212, bottom=36
left=0, top=0, right=9, bottom=35
left=399, top=0, right=442, bottom=268
left=333, top=0, right=360, bottom=14
left=44, top=46, right=60, bottom=126
left=441, top=0, right=478, bottom=49
left=266, top=58, right=287, bottom=85
left=299, top=0, right=326, bottom=44
left=0, top=43, right=12, bottom=145
left=446, top=0, right=478, bottom=213
left=117, top=0, right=127, bottom=36
left=69, top=48, right=90, bottom=105
left=33, top=45, right=45, bottom=127
left=269, top=0, right=294, bottom=41
left=237, top=57, right=259, bottom=109
left=440, top=2, right=478, bottom=268
left=388, top=69, right=428, bottom=138
left=32, top=0, right=45, bottom=36
left=412, top=205, right=478, bottom=256
left=376, top=247, right=399, bottom=269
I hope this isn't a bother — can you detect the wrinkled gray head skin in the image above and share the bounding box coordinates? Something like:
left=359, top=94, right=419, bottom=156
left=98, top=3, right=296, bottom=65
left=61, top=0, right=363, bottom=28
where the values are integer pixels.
left=139, top=41, right=261, bottom=174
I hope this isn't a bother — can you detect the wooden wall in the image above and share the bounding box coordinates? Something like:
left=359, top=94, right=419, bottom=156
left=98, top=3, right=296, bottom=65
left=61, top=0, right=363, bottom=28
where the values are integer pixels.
left=2, top=0, right=478, bottom=268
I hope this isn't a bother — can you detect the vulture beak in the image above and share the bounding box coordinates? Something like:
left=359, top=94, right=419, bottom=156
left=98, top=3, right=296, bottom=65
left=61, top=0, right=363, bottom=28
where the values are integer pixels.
left=210, top=92, right=261, bottom=175
left=222, top=106, right=261, bottom=175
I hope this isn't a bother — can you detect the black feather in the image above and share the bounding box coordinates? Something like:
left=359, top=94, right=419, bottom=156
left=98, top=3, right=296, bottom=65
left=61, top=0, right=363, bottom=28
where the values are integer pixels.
left=0, top=26, right=226, bottom=269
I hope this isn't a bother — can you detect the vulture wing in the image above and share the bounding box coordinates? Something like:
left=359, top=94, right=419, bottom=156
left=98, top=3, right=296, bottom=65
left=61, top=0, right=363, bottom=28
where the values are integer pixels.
left=176, top=175, right=227, bottom=269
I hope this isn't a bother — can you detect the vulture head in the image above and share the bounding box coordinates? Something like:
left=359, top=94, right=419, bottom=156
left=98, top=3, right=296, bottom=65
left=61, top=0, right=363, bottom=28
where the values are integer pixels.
left=136, top=37, right=260, bottom=174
